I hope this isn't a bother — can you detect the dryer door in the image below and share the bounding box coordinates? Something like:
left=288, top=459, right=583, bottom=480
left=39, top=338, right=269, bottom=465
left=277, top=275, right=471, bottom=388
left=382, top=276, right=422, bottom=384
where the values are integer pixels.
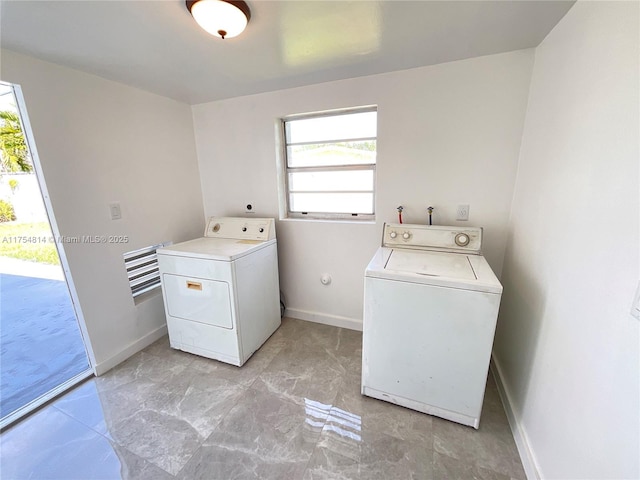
left=162, top=274, right=233, bottom=329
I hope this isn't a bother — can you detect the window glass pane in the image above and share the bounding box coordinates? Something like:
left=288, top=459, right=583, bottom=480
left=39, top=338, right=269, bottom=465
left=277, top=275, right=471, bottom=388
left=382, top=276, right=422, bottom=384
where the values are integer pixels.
left=290, top=193, right=374, bottom=214
left=289, top=170, right=374, bottom=192
left=286, top=111, right=377, bottom=144
left=287, top=140, right=376, bottom=167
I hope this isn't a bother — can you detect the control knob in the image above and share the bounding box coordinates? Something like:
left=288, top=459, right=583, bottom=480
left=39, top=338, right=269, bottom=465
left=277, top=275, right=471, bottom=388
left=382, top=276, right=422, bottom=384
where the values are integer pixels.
left=259, top=227, right=264, bottom=233
left=455, top=233, right=470, bottom=247
left=389, top=231, right=397, bottom=239
left=242, top=227, right=247, bottom=232
left=402, top=232, right=411, bottom=240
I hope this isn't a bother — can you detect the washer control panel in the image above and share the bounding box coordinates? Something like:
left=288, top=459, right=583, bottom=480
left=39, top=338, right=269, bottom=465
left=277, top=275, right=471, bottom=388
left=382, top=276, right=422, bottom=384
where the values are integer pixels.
left=383, top=223, right=482, bottom=254
left=205, top=217, right=275, bottom=241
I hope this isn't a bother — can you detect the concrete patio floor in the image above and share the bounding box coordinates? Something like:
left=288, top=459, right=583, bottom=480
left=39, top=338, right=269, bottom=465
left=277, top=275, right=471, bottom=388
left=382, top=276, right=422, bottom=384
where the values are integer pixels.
left=0, top=257, right=89, bottom=418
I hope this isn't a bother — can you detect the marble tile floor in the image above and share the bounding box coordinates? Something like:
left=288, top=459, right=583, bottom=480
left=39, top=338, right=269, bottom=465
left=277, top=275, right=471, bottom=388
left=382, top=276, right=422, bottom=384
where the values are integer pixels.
left=0, top=318, right=526, bottom=480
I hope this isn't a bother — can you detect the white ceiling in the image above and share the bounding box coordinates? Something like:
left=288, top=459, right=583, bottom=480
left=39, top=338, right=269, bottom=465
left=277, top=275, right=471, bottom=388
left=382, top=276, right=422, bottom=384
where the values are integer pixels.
left=0, top=0, right=574, bottom=105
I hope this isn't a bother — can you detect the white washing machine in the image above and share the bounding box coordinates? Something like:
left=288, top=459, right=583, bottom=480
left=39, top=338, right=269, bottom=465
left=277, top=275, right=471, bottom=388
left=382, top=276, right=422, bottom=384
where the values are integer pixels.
left=362, top=223, right=503, bottom=428
left=157, top=217, right=281, bottom=367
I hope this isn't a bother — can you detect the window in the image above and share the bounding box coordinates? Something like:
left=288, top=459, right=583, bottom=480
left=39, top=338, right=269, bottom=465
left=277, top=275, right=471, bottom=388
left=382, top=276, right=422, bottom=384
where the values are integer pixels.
left=123, top=242, right=171, bottom=298
left=281, top=107, right=377, bottom=220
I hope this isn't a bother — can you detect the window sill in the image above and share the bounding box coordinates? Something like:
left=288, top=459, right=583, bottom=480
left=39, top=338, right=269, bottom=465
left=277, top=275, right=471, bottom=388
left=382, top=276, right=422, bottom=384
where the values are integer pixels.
left=279, top=217, right=376, bottom=225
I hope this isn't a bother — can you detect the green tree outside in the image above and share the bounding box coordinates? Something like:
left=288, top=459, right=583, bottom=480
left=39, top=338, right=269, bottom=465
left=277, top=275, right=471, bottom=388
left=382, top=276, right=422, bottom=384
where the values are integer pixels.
left=0, top=111, right=32, bottom=173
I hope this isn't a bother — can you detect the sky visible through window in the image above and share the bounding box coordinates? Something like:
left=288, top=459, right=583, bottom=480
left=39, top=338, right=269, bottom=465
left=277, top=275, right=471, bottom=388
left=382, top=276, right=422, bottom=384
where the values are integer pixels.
left=0, top=86, right=18, bottom=114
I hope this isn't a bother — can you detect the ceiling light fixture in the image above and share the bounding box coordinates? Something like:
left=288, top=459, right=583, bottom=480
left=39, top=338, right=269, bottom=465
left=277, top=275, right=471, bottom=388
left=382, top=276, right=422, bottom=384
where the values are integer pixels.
left=186, top=0, right=251, bottom=40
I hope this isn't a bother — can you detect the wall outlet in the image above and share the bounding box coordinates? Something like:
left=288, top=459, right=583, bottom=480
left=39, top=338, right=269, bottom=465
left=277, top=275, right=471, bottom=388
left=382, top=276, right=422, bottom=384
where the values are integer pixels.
left=456, top=204, right=469, bottom=221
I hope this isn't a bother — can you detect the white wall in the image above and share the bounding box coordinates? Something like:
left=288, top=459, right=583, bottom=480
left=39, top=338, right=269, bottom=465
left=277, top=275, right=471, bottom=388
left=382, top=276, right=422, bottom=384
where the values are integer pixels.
left=493, top=2, right=639, bottom=478
left=1, top=50, right=205, bottom=373
left=192, top=49, right=534, bottom=328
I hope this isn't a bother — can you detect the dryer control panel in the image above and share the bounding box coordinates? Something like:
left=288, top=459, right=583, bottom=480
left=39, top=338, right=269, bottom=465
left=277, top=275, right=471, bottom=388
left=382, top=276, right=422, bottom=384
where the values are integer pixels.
left=383, top=223, right=482, bottom=254
left=205, top=217, right=275, bottom=241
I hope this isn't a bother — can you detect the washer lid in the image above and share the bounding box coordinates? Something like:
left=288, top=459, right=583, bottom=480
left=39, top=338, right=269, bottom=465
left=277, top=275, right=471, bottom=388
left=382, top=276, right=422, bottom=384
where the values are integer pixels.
left=157, top=237, right=275, bottom=261
left=365, top=247, right=502, bottom=294
left=386, top=250, right=477, bottom=280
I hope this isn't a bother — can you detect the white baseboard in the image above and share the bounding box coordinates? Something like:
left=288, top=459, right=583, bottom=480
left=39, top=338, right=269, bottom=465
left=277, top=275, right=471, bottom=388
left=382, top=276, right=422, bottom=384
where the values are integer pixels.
left=285, top=308, right=362, bottom=331
left=94, top=325, right=168, bottom=376
left=490, top=354, right=540, bottom=480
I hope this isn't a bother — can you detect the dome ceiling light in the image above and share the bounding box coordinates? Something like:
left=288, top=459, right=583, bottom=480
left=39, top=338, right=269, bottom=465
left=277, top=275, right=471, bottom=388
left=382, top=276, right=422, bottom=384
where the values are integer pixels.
left=186, top=0, right=251, bottom=40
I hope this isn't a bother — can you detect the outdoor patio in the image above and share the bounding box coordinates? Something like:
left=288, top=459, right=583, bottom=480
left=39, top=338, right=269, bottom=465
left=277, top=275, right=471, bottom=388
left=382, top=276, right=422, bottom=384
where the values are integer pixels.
left=0, top=256, right=89, bottom=418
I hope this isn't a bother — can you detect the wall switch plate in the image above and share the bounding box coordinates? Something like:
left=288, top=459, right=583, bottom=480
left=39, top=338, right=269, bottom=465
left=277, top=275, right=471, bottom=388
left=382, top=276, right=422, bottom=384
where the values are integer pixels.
left=456, top=204, right=470, bottom=221
left=109, top=202, right=122, bottom=220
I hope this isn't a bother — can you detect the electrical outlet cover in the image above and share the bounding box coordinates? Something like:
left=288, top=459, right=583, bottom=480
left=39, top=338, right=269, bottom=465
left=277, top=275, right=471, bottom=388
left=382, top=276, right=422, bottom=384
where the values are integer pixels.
left=456, top=204, right=469, bottom=221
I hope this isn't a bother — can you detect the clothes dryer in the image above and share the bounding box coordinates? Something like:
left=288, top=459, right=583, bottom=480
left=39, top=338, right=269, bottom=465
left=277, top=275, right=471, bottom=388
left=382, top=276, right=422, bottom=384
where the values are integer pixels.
left=157, top=217, right=280, bottom=367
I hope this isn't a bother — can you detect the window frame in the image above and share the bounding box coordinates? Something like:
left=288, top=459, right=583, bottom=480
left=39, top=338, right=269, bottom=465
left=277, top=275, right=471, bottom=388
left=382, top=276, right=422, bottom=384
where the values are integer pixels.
left=280, top=106, right=377, bottom=221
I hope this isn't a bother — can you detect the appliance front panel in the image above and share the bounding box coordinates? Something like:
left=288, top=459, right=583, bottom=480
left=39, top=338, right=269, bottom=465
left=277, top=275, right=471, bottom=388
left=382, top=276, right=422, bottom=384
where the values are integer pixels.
left=163, top=273, right=233, bottom=329
left=362, top=276, right=501, bottom=421
left=166, top=317, right=241, bottom=364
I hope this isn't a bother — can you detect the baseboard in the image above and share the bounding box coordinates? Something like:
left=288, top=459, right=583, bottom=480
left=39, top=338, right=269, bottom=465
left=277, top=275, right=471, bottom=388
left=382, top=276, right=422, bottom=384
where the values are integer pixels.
left=285, top=308, right=362, bottom=331
left=94, top=325, right=168, bottom=376
left=490, top=354, right=540, bottom=480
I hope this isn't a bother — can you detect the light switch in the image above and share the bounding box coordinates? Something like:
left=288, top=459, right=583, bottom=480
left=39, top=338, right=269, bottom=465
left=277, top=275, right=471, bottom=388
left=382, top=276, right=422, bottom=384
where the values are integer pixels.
left=109, top=202, right=122, bottom=220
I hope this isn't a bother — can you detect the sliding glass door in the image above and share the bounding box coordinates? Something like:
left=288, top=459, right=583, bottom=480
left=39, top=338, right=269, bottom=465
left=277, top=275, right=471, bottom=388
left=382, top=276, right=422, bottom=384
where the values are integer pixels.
left=0, top=82, right=92, bottom=428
